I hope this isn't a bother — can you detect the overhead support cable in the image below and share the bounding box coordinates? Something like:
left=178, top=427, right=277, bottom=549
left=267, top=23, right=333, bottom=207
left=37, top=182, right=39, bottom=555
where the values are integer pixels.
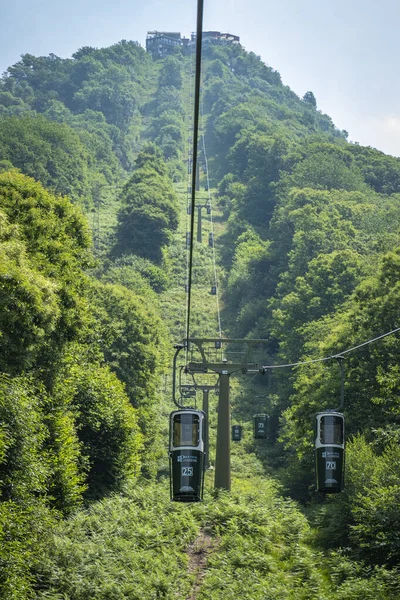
left=200, top=92, right=222, bottom=340
left=260, top=326, right=400, bottom=370
left=184, top=45, right=195, bottom=343
left=186, top=0, right=204, bottom=346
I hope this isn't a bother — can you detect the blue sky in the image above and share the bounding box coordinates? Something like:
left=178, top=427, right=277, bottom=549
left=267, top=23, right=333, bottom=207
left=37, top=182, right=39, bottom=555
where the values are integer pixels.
left=2, top=0, right=400, bottom=156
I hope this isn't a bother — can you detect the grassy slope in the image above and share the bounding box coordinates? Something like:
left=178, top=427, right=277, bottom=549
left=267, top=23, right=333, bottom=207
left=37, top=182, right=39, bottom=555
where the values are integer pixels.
left=32, top=469, right=328, bottom=600
left=33, top=434, right=400, bottom=599
left=34, top=442, right=395, bottom=599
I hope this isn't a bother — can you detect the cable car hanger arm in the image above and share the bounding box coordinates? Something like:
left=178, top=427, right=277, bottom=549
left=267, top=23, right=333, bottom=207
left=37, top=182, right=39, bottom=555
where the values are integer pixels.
left=172, top=344, right=187, bottom=409
left=333, top=356, right=345, bottom=412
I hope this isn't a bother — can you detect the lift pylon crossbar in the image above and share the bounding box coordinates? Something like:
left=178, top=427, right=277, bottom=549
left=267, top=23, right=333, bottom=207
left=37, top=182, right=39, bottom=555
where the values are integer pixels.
left=187, top=362, right=261, bottom=375
left=186, top=338, right=269, bottom=344
left=173, top=340, right=268, bottom=493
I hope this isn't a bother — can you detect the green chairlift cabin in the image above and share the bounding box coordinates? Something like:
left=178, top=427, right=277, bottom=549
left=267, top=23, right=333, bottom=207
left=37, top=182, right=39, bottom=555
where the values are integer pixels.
left=169, top=409, right=206, bottom=502
left=315, top=411, right=345, bottom=493
left=231, top=424, right=243, bottom=441
left=254, top=414, right=270, bottom=440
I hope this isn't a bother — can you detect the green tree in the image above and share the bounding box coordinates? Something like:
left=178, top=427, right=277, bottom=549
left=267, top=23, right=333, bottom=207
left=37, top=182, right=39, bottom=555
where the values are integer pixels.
left=0, top=171, right=92, bottom=373
left=72, top=66, right=139, bottom=130
left=302, top=91, right=317, bottom=108
left=0, top=114, right=92, bottom=201
left=60, top=357, right=143, bottom=497
left=114, top=144, right=179, bottom=262
left=0, top=223, right=60, bottom=374
left=281, top=145, right=367, bottom=192
left=158, top=56, right=183, bottom=89
left=88, top=280, right=168, bottom=478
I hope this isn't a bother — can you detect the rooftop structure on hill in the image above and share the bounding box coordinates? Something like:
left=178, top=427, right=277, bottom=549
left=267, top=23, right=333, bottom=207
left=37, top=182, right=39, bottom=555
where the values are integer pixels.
left=196, top=31, right=240, bottom=44
left=146, top=31, right=189, bottom=57
left=146, top=30, right=240, bottom=57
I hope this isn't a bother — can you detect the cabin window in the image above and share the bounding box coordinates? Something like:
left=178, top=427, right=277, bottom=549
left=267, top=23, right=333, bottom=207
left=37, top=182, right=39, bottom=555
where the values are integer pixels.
left=173, top=413, right=200, bottom=447
left=320, top=415, right=343, bottom=445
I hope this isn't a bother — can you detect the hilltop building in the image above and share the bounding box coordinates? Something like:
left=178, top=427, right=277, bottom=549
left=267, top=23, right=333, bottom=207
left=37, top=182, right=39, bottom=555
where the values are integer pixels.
left=146, top=30, right=240, bottom=57
left=196, top=31, right=240, bottom=44
left=146, top=32, right=189, bottom=57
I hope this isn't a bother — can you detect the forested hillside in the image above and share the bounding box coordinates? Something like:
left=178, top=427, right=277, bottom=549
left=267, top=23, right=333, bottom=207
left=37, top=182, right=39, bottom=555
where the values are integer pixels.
left=1, top=36, right=400, bottom=598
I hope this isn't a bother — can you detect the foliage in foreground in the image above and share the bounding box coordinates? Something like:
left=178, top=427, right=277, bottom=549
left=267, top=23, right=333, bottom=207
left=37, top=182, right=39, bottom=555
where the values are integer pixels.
left=13, top=469, right=400, bottom=600
left=32, top=482, right=199, bottom=600
left=0, top=172, right=166, bottom=598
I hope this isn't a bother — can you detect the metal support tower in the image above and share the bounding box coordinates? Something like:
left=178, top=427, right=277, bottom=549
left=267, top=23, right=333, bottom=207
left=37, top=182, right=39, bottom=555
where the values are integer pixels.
left=195, top=384, right=217, bottom=469
left=188, top=361, right=259, bottom=491
left=215, top=370, right=230, bottom=489
left=173, top=339, right=266, bottom=492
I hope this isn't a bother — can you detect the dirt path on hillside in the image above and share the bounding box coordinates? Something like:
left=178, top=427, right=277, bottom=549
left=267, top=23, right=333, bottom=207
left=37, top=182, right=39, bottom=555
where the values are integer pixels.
left=186, top=529, right=219, bottom=600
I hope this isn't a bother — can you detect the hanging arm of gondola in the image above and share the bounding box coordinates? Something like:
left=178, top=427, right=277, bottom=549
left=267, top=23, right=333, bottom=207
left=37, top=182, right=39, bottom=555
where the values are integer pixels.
left=172, top=344, right=186, bottom=409
left=333, top=356, right=345, bottom=412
